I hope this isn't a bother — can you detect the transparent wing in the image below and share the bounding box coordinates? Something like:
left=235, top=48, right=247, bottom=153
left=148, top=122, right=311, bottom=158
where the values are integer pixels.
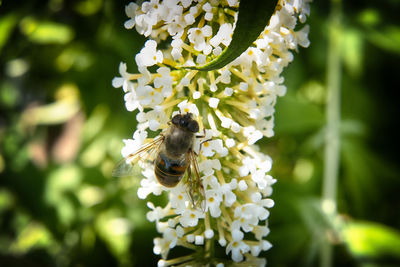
left=112, top=136, right=164, bottom=177
left=187, top=150, right=206, bottom=212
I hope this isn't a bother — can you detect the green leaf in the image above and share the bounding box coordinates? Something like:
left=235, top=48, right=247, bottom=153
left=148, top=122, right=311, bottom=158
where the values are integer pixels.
left=341, top=28, right=364, bottom=77
left=367, top=25, right=400, bottom=54
left=187, top=0, right=278, bottom=71
left=20, top=17, right=74, bottom=44
left=343, top=221, right=400, bottom=259
left=0, top=13, right=18, bottom=53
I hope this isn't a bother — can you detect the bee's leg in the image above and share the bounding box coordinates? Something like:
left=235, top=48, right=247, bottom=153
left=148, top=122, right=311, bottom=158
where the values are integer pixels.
left=195, top=128, right=206, bottom=139
left=186, top=166, right=196, bottom=208
left=199, top=180, right=206, bottom=212
left=194, top=129, right=211, bottom=154
left=198, top=138, right=212, bottom=154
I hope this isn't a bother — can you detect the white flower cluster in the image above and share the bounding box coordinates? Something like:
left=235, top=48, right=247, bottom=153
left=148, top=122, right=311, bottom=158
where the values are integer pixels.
left=113, top=0, right=310, bottom=266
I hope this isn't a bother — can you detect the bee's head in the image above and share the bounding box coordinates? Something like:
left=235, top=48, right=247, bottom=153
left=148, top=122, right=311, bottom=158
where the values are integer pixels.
left=172, top=113, right=199, bottom=133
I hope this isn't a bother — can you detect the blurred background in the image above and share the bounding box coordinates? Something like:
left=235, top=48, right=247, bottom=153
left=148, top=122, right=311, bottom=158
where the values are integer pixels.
left=0, top=0, right=399, bottom=266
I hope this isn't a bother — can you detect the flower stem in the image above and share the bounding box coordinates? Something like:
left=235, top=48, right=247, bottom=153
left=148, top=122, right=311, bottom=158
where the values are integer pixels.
left=321, top=0, right=342, bottom=266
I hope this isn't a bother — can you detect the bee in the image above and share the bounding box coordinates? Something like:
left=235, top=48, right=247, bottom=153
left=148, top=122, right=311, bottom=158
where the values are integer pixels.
left=112, top=113, right=205, bottom=210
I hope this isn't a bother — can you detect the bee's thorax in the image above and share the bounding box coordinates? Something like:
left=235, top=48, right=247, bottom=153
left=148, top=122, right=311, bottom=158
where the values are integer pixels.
left=164, top=125, right=194, bottom=158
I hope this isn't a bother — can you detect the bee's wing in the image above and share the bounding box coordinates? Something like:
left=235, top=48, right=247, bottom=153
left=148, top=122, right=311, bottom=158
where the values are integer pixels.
left=112, top=136, right=164, bottom=177
left=187, top=150, right=206, bottom=212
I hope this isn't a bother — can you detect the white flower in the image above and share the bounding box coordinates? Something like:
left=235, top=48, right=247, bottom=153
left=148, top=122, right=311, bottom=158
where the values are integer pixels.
left=163, top=226, right=184, bottom=248
left=135, top=40, right=163, bottom=67
left=226, top=230, right=250, bottom=262
left=199, top=159, right=221, bottom=177
left=137, top=106, right=169, bottom=131
left=201, top=139, right=225, bottom=157
left=205, top=189, right=223, bottom=217
left=179, top=209, right=204, bottom=227
left=233, top=205, right=259, bottom=233
left=220, top=179, right=237, bottom=206
left=121, top=129, right=147, bottom=158
left=224, top=87, right=233, bottom=96
left=124, top=2, right=139, bottom=29
left=137, top=167, right=165, bottom=199
left=187, top=25, right=212, bottom=52
left=169, top=185, right=190, bottom=213
left=203, top=3, right=213, bottom=21
left=171, top=38, right=183, bottom=60
left=254, top=225, right=270, bottom=240
left=243, top=126, right=263, bottom=144
left=217, top=69, right=231, bottom=84
left=195, top=235, right=204, bottom=245
left=136, top=85, right=163, bottom=107
left=123, top=90, right=140, bottom=112
left=147, top=202, right=169, bottom=222
left=112, top=62, right=134, bottom=92
left=153, top=237, right=170, bottom=259
left=154, top=67, right=173, bottom=97
left=209, top=97, right=220, bottom=108
left=114, top=0, right=311, bottom=265
left=177, top=100, right=199, bottom=116
left=210, top=23, right=233, bottom=47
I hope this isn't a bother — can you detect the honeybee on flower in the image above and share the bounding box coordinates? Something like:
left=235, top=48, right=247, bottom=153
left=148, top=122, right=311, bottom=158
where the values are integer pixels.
left=113, top=112, right=207, bottom=211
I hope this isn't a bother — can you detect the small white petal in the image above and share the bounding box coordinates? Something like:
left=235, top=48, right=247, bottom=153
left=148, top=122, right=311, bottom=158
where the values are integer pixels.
left=186, top=234, right=195, bottom=243
left=196, top=54, right=206, bottom=64
left=213, top=46, right=222, bottom=56
left=149, top=120, right=160, bottom=131
left=239, top=82, right=248, bottom=91
left=158, top=260, right=167, bottom=267
left=232, top=229, right=244, bottom=241
left=181, top=77, right=190, bottom=86
left=210, top=83, right=218, bottom=92
left=238, top=180, right=248, bottom=191
left=231, top=122, right=241, bottom=133
left=225, top=138, right=235, bottom=148
left=224, top=87, right=233, bottom=96
left=209, top=97, right=220, bottom=108
left=202, top=2, right=212, bottom=12
left=205, top=229, right=214, bottom=239
left=193, top=91, right=201, bottom=99
left=195, top=235, right=204, bottom=245
left=219, top=238, right=227, bottom=246
left=205, top=12, right=213, bottom=21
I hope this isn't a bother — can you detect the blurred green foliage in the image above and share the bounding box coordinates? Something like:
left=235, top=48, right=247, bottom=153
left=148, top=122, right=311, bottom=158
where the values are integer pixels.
left=0, top=0, right=399, bottom=266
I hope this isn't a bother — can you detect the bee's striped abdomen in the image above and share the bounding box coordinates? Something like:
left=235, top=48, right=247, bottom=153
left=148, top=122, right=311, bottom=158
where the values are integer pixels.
left=154, top=153, right=188, bottom=187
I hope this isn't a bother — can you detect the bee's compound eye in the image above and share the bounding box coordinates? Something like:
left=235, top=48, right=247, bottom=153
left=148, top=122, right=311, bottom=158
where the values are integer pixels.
left=188, top=120, right=199, bottom=133
left=172, top=114, right=182, bottom=125
left=180, top=118, right=188, bottom=128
